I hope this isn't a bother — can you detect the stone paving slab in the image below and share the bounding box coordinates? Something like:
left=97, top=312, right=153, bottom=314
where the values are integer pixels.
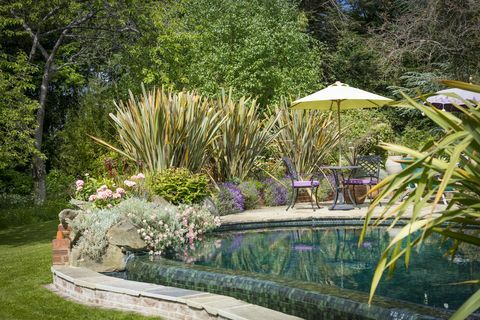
left=95, top=278, right=160, bottom=296
left=220, top=304, right=301, bottom=320
left=142, top=287, right=207, bottom=302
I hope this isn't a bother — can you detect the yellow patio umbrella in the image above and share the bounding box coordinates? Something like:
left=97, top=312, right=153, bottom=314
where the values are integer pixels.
left=290, top=81, right=393, bottom=163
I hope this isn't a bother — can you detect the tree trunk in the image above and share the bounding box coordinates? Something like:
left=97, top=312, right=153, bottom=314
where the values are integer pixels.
left=32, top=65, right=51, bottom=205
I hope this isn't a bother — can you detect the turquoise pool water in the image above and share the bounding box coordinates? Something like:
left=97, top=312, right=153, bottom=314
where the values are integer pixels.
left=171, top=227, right=479, bottom=311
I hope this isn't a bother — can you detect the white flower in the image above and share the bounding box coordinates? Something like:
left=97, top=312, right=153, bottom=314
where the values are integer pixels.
left=124, top=180, right=136, bottom=187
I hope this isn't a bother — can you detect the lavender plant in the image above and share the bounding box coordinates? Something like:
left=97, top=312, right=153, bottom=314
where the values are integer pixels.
left=263, top=178, right=290, bottom=206
left=238, top=181, right=260, bottom=210
left=215, top=182, right=245, bottom=215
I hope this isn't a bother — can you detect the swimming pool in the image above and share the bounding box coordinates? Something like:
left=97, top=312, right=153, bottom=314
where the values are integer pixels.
left=123, top=227, right=480, bottom=319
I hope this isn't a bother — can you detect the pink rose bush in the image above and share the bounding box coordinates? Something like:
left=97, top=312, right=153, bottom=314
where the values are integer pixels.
left=74, top=172, right=145, bottom=208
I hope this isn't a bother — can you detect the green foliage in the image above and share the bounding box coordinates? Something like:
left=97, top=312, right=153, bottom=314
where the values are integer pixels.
left=213, top=91, right=279, bottom=181
left=272, top=98, right=339, bottom=176
left=0, top=169, right=32, bottom=195
left=326, top=31, right=385, bottom=91
left=46, top=169, right=74, bottom=200
left=238, top=181, right=261, bottom=210
left=0, top=51, right=38, bottom=170
left=93, top=85, right=223, bottom=173
left=341, top=109, right=395, bottom=162
left=148, top=168, right=210, bottom=205
left=148, top=0, right=323, bottom=106
left=360, top=80, right=480, bottom=320
left=397, top=124, right=439, bottom=151
left=54, top=80, right=117, bottom=176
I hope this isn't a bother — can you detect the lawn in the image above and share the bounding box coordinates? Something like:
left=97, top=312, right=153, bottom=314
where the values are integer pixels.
left=0, top=220, right=156, bottom=320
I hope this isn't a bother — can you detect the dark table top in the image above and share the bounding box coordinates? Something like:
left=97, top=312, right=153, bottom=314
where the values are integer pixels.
left=318, top=165, right=360, bottom=170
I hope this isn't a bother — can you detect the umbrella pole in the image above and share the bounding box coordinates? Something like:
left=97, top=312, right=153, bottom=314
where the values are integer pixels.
left=337, top=100, right=341, bottom=166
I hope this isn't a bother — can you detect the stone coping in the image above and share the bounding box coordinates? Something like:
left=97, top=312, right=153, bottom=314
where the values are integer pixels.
left=51, top=265, right=300, bottom=320
left=219, top=203, right=445, bottom=226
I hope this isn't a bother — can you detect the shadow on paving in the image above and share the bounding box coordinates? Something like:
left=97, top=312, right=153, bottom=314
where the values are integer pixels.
left=0, top=220, right=58, bottom=247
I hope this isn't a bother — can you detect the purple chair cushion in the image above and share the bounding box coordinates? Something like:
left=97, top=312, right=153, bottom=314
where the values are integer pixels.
left=293, top=180, right=320, bottom=188
left=344, top=178, right=378, bottom=185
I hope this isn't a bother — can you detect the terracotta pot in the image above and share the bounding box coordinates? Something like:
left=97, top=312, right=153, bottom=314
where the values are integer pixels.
left=344, top=185, right=368, bottom=204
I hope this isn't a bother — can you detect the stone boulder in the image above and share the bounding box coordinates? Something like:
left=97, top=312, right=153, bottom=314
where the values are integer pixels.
left=69, top=198, right=94, bottom=211
left=150, top=195, right=176, bottom=211
left=58, top=208, right=83, bottom=229
left=107, top=219, right=146, bottom=251
left=70, top=245, right=126, bottom=272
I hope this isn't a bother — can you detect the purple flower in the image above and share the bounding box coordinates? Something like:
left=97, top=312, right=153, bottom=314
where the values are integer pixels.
left=216, top=182, right=245, bottom=215
left=263, top=178, right=289, bottom=206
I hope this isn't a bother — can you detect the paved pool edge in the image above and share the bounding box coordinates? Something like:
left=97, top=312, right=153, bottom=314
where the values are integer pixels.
left=51, top=265, right=300, bottom=320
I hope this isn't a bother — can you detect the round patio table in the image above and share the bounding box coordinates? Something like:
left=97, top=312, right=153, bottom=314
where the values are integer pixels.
left=319, top=165, right=360, bottom=210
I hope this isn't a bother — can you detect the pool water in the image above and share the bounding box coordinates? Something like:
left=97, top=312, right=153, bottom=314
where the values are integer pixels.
left=171, top=227, right=479, bottom=311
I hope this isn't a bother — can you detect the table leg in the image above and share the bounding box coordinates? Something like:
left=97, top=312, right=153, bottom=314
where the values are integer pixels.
left=329, top=169, right=355, bottom=211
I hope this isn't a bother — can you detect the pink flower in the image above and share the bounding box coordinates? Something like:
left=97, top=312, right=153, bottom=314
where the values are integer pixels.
left=75, top=180, right=84, bottom=188
left=107, top=204, right=113, bottom=209
left=97, top=191, right=108, bottom=200
left=105, top=189, right=113, bottom=198
left=88, top=194, right=97, bottom=202
left=124, top=180, right=136, bottom=187
left=115, top=187, right=125, bottom=195
left=76, top=186, right=83, bottom=192
left=112, top=192, right=121, bottom=199
left=131, top=173, right=145, bottom=180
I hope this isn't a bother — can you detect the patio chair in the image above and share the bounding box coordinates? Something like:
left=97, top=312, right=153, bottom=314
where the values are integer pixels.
left=282, top=157, right=321, bottom=211
left=344, top=155, right=382, bottom=204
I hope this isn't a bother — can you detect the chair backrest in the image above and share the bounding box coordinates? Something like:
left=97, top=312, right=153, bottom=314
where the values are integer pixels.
left=354, top=155, right=382, bottom=179
left=282, top=157, right=299, bottom=181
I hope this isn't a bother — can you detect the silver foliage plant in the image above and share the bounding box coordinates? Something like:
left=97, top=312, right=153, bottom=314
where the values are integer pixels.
left=70, top=197, right=220, bottom=260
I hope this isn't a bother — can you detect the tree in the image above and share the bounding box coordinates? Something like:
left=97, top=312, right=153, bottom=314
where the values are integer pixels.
left=147, top=0, right=324, bottom=106
left=369, top=0, right=480, bottom=82
left=0, top=51, right=38, bottom=170
left=1, top=0, right=147, bottom=203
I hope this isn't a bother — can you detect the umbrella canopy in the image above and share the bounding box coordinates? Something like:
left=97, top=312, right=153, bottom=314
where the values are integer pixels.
left=291, top=81, right=393, bottom=110
left=290, top=81, right=393, bottom=163
left=426, top=88, right=480, bottom=112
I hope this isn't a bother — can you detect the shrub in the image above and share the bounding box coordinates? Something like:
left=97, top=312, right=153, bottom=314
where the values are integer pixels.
left=0, top=169, right=32, bottom=195
left=46, top=169, right=74, bottom=200
left=73, top=173, right=145, bottom=208
left=148, top=168, right=209, bottom=205
left=215, top=183, right=244, bottom=215
left=212, top=91, right=280, bottom=181
left=69, top=206, right=124, bottom=261
left=238, top=181, right=260, bottom=210
left=70, top=197, right=221, bottom=259
left=263, top=178, right=290, bottom=206
left=272, top=99, right=339, bottom=176
left=91, top=86, right=223, bottom=172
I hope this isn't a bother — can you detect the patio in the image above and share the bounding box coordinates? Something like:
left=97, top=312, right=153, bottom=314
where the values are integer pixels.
left=220, top=201, right=445, bottom=225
